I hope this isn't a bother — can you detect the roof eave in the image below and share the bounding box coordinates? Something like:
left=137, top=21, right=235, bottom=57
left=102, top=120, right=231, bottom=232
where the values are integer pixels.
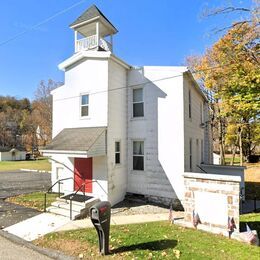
left=184, top=70, right=208, bottom=102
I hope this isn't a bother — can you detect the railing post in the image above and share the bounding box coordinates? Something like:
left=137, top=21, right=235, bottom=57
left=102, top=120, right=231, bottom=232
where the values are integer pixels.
left=70, top=199, right=72, bottom=220
left=96, top=22, right=100, bottom=48
left=44, top=193, right=47, bottom=212
left=83, top=183, right=85, bottom=201
left=58, top=181, right=60, bottom=198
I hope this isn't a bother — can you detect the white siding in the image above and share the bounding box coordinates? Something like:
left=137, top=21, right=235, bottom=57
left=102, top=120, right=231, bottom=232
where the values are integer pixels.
left=127, top=67, right=183, bottom=202
left=107, top=59, right=128, bottom=205
left=0, top=151, right=26, bottom=161
left=52, top=58, right=109, bottom=137
left=183, top=74, right=210, bottom=172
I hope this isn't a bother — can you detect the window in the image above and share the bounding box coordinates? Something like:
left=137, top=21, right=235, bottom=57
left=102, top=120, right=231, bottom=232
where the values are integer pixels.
left=81, top=94, right=89, bottom=117
left=133, top=88, right=144, bottom=117
left=201, top=139, right=204, bottom=163
left=115, top=141, right=120, bottom=164
left=188, top=90, right=192, bottom=118
left=133, top=141, right=144, bottom=170
left=189, top=139, right=192, bottom=171
left=200, top=102, right=204, bottom=123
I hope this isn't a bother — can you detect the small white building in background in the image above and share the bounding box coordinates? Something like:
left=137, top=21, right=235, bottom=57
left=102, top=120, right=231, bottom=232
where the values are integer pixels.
left=213, top=153, right=221, bottom=165
left=43, top=5, right=213, bottom=208
left=0, top=147, right=26, bottom=161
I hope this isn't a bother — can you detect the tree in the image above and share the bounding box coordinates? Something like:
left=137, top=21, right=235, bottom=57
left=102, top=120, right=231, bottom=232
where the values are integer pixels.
left=187, top=22, right=260, bottom=165
left=31, top=79, right=62, bottom=147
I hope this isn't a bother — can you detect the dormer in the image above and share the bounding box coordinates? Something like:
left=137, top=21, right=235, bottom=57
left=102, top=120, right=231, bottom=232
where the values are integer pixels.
left=70, top=5, right=118, bottom=53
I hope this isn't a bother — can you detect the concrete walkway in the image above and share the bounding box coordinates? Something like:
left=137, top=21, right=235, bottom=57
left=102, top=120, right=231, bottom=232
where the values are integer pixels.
left=56, top=212, right=172, bottom=232
left=4, top=213, right=71, bottom=241
left=4, top=211, right=179, bottom=241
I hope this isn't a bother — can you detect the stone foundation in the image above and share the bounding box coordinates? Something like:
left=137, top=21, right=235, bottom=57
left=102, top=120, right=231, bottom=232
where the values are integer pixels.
left=145, top=195, right=183, bottom=210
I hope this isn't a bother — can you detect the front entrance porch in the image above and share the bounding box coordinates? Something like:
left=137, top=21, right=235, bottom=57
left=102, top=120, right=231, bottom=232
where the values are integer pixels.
left=74, top=157, right=93, bottom=193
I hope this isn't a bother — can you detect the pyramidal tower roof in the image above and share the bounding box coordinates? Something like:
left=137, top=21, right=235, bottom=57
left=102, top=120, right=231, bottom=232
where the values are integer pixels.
left=70, top=5, right=118, bottom=33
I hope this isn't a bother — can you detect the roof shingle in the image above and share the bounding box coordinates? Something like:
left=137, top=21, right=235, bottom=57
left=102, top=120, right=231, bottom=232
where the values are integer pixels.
left=43, top=127, right=107, bottom=152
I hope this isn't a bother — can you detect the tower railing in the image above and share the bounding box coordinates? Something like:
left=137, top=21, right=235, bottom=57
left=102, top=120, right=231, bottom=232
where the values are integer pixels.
left=75, top=35, right=112, bottom=52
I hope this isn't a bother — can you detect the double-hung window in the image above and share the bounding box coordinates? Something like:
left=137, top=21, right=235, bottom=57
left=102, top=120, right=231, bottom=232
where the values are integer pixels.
left=200, top=102, right=204, bottom=124
left=133, top=141, right=144, bottom=170
left=201, top=139, right=204, bottom=163
left=133, top=88, right=144, bottom=117
left=189, top=138, right=192, bottom=171
left=188, top=90, right=192, bottom=119
left=115, top=141, right=121, bottom=164
left=81, top=94, right=89, bottom=117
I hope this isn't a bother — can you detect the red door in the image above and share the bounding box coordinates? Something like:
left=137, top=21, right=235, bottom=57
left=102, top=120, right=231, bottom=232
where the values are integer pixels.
left=74, top=158, right=93, bottom=193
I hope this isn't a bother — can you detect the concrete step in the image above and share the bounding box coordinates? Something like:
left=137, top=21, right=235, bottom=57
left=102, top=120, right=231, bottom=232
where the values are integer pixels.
left=47, top=206, right=79, bottom=220
left=50, top=201, right=84, bottom=213
left=48, top=197, right=101, bottom=220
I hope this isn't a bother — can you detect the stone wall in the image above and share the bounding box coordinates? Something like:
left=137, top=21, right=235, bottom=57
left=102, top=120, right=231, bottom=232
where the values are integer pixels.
left=181, top=172, right=241, bottom=235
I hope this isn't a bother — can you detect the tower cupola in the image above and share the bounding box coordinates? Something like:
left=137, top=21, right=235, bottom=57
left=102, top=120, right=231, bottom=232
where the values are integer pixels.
left=70, top=5, right=118, bottom=53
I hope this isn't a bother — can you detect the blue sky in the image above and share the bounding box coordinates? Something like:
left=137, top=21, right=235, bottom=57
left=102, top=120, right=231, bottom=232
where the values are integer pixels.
left=0, top=0, right=253, bottom=100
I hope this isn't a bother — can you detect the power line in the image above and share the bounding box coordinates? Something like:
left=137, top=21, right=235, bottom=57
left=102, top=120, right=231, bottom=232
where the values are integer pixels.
left=0, top=0, right=87, bottom=47
left=52, top=63, right=228, bottom=103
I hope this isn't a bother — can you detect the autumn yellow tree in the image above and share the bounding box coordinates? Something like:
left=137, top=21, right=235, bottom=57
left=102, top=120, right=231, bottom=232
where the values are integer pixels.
left=187, top=22, right=260, bottom=165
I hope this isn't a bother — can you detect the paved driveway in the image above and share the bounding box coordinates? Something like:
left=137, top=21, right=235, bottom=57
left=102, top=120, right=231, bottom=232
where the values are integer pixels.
left=0, top=171, right=51, bottom=228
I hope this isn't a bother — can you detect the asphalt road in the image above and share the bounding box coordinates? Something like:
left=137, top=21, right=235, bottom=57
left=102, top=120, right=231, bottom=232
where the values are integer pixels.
left=0, top=234, right=53, bottom=260
left=0, top=171, right=51, bottom=228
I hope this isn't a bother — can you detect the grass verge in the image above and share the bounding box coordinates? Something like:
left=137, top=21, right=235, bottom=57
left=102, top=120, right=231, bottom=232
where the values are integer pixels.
left=6, top=192, right=58, bottom=211
left=34, top=221, right=260, bottom=259
left=0, top=157, right=51, bottom=172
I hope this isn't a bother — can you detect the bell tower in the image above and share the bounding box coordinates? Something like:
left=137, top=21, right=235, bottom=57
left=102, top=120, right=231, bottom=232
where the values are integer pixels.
left=70, top=5, right=118, bottom=53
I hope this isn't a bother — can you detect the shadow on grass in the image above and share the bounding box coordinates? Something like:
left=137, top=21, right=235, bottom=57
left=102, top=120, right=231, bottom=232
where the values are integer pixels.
left=111, top=239, right=177, bottom=253
left=240, top=221, right=260, bottom=235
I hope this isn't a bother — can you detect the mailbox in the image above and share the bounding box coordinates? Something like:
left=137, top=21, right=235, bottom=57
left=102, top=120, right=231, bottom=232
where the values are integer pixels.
left=90, top=201, right=111, bottom=255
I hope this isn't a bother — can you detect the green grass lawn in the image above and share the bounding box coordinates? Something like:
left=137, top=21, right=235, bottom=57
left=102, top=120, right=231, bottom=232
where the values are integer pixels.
left=6, top=192, right=58, bottom=211
left=0, top=157, right=51, bottom=172
left=35, top=220, right=260, bottom=259
left=224, top=156, right=241, bottom=165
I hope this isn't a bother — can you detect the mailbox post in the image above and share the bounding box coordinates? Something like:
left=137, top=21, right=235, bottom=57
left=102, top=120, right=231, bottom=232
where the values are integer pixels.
left=90, top=201, right=111, bottom=255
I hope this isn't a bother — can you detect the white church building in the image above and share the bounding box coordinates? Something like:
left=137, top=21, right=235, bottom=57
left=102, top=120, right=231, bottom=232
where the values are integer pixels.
left=43, top=5, right=213, bottom=209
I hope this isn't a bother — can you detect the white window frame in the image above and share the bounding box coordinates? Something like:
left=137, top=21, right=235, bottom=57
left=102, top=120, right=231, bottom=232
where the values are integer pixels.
left=133, top=140, right=144, bottom=171
left=200, top=102, right=204, bottom=124
left=132, top=88, right=144, bottom=118
left=115, top=141, right=121, bottom=165
left=201, top=139, right=204, bottom=163
left=189, top=138, right=192, bottom=171
left=188, top=89, right=192, bottom=119
left=80, top=94, right=89, bottom=118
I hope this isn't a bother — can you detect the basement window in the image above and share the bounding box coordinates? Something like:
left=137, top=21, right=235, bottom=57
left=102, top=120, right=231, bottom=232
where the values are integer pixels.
left=133, top=141, right=144, bottom=171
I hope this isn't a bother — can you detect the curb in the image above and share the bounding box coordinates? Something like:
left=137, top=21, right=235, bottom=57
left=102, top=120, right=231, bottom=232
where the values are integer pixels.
left=20, top=169, right=51, bottom=174
left=0, top=230, right=74, bottom=260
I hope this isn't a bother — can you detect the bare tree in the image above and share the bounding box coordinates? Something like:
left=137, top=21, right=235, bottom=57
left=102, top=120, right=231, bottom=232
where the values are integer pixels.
left=32, top=79, right=62, bottom=148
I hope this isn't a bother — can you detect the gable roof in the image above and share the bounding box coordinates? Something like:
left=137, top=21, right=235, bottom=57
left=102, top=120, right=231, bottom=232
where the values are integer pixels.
left=70, top=5, right=118, bottom=33
left=43, top=127, right=107, bottom=153
left=0, top=147, right=25, bottom=152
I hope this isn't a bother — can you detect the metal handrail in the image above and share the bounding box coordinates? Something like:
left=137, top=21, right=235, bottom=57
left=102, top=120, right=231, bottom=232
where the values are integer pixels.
left=69, top=180, right=95, bottom=220
left=44, top=177, right=107, bottom=219
left=44, top=177, right=73, bottom=212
